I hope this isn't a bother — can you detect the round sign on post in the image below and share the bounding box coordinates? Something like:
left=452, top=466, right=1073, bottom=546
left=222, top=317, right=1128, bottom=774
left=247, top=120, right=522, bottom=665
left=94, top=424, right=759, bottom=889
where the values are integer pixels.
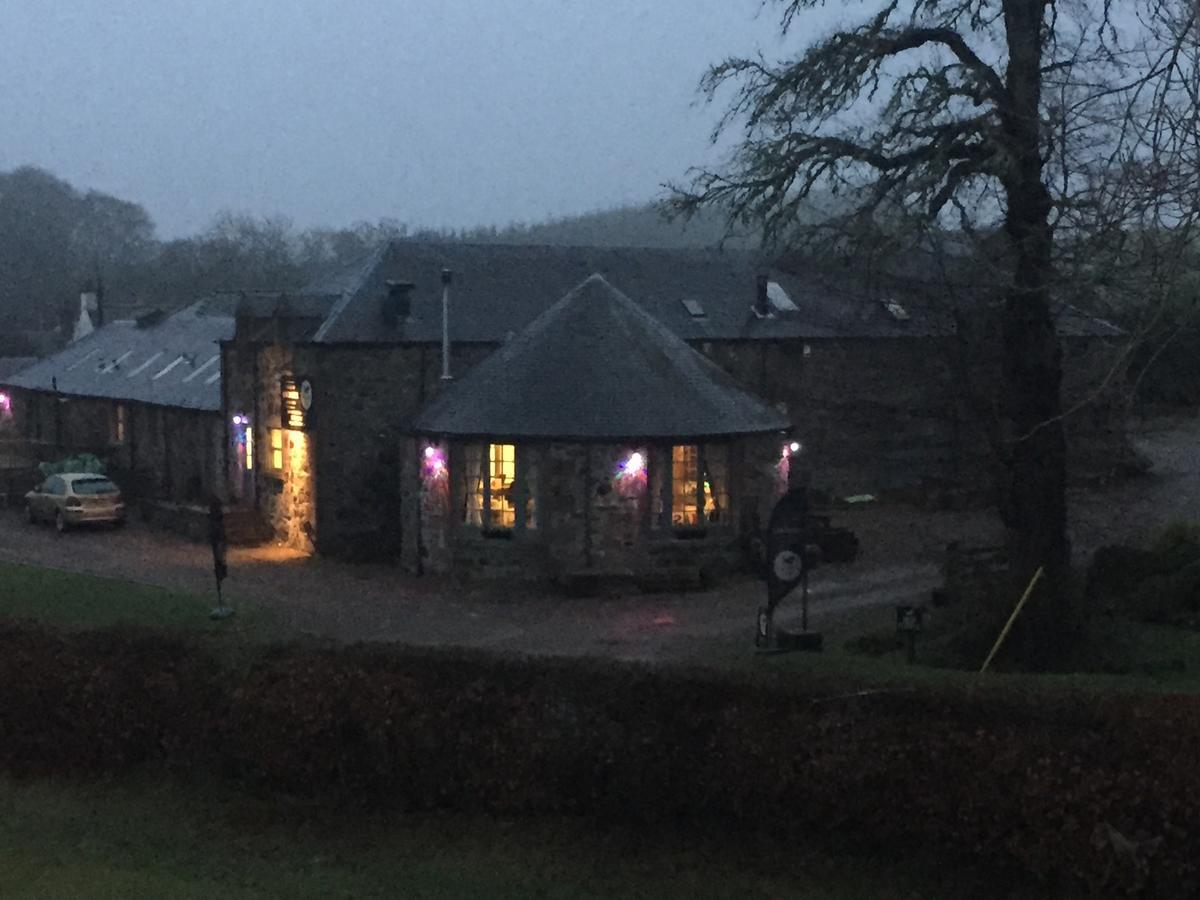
left=772, top=549, right=804, bottom=583
left=298, top=379, right=313, bottom=412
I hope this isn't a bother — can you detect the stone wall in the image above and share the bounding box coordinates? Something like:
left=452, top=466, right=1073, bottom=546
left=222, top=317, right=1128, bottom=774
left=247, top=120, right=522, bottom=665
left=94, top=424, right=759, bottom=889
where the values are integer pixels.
left=303, top=343, right=491, bottom=559
left=411, top=436, right=785, bottom=583
left=700, top=335, right=1129, bottom=499
left=227, top=328, right=1129, bottom=563
left=8, top=388, right=222, bottom=503
left=226, top=339, right=494, bottom=556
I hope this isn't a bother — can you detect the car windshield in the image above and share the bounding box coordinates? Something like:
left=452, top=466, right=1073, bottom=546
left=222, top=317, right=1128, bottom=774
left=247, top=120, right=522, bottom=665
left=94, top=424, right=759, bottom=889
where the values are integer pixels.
left=72, top=478, right=119, bottom=495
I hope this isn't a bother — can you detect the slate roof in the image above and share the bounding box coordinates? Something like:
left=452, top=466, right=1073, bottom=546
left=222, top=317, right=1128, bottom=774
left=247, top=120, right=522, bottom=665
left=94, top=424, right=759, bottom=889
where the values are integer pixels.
left=299, top=240, right=1121, bottom=345
left=306, top=241, right=834, bottom=343
left=0, top=358, right=36, bottom=381
left=0, top=300, right=234, bottom=411
left=410, top=274, right=792, bottom=441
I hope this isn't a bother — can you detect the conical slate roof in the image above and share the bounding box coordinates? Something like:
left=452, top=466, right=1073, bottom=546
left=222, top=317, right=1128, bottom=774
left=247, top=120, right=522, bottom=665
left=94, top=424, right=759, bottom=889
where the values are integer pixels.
left=411, top=274, right=791, bottom=441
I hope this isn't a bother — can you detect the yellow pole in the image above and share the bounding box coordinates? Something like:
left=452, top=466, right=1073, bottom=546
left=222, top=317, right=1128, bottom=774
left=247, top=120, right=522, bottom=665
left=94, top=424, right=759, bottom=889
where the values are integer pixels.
left=979, top=566, right=1045, bottom=675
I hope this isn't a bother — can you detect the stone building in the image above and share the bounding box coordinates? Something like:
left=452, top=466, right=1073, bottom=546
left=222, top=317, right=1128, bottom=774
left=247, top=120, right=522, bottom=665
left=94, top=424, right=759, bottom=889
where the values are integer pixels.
left=220, top=240, right=1125, bottom=565
left=0, top=298, right=233, bottom=504
left=407, top=275, right=791, bottom=582
left=1, top=240, right=1125, bottom=575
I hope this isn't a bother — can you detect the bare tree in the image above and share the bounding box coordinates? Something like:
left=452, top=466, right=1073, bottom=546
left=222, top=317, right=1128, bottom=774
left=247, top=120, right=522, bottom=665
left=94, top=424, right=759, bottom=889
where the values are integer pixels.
left=672, top=0, right=1200, bottom=665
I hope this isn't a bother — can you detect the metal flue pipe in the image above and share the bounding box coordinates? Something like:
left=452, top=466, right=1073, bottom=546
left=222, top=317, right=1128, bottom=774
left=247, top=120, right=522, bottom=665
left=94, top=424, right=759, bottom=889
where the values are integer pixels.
left=440, top=268, right=453, bottom=380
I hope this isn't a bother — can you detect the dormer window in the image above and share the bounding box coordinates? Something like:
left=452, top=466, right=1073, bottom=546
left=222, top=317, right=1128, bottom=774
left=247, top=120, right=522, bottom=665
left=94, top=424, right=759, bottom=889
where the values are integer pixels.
left=681, top=298, right=707, bottom=319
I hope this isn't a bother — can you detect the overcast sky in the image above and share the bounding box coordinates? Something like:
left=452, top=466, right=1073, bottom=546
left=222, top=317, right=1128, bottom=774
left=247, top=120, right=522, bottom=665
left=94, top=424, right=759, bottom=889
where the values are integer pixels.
left=0, top=0, right=841, bottom=238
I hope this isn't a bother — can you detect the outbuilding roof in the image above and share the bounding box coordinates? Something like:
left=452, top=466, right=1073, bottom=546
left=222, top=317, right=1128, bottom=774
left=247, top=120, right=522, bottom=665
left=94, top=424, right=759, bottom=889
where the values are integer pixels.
left=0, top=300, right=235, bottom=411
left=0, top=358, right=36, bottom=381
left=410, top=274, right=792, bottom=441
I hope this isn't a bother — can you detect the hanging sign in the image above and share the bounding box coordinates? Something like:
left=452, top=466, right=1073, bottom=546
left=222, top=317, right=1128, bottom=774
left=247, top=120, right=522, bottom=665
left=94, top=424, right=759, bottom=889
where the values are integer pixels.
left=281, top=375, right=312, bottom=430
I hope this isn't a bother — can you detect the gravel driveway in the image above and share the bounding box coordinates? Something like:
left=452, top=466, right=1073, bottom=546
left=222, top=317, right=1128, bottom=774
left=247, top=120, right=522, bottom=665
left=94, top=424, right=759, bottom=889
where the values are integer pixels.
left=1, top=413, right=1195, bottom=661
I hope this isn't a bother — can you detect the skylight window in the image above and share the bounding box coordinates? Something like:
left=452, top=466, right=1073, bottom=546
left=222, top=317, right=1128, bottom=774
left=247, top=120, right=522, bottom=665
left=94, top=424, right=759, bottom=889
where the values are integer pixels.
left=766, top=281, right=798, bottom=313
left=681, top=298, right=706, bottom=319
left=881, top=298, right=911, bottom=321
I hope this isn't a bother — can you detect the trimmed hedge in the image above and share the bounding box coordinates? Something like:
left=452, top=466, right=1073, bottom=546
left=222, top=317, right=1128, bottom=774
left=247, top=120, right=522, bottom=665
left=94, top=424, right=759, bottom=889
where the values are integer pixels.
left=2, top=623, right=1199, bottom=896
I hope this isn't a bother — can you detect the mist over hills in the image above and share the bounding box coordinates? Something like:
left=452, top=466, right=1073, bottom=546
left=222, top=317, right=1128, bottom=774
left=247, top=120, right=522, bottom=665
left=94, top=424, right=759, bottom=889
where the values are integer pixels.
left=0, top=165, right=770, bottom=355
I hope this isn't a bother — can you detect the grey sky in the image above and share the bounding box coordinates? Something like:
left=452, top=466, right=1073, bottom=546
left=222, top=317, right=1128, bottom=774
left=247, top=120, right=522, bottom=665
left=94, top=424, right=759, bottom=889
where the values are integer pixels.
left=0, top=0, right=828, bottom=238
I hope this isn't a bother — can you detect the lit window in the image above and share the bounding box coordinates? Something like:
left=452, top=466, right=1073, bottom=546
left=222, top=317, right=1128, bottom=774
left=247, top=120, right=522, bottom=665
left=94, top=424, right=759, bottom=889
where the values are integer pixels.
left=110, top=403, right=127, bottom=444
left=671, top=444, right=730, bottom=528
left=489, top=443, right=516, bottom=529
left=672, top=445, right=700, bottom=526
left=462, top=443, right=533, bottom=531
left=270, top=429, right=284, bottom=471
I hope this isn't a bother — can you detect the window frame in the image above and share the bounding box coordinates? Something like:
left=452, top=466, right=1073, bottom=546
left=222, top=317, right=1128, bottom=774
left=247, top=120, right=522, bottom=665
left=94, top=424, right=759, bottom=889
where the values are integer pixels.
left=460, top=442, right=537, bottom=535
left=666, top=442, right=732, bottom=535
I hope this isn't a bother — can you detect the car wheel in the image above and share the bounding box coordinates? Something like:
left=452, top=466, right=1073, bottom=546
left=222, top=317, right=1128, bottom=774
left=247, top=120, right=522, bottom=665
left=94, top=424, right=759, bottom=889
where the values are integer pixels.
left=25, top=503, right=35, bottom=525
left=55, top=510, right=68, bottom=534
left=112, top=518, right=126, bottom=529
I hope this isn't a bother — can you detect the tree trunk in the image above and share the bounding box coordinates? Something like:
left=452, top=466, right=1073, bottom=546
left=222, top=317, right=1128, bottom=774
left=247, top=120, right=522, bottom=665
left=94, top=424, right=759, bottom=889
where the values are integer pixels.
left=999, top=0, right=1073, bottom=668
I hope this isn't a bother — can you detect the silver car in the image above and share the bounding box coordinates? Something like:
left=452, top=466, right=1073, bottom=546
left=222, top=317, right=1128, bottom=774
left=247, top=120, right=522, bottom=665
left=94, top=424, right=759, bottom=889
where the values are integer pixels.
left=25, top=473, right=126, bottom=533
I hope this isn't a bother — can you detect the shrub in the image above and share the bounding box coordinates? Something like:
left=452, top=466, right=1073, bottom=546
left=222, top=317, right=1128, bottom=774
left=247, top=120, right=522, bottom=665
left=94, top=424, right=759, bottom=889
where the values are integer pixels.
left=5, top=623, right=1200, bottom=895
left=1090, top=525, right=1200, bottom=625
left=0, top=623, right=221, bottom=774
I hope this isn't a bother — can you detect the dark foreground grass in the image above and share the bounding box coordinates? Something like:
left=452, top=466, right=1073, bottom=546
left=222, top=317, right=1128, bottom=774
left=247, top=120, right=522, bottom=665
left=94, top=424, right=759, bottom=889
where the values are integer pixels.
left=0, top=776, right=1055, bottom=900
left=0, top=560, right=271, bottom=638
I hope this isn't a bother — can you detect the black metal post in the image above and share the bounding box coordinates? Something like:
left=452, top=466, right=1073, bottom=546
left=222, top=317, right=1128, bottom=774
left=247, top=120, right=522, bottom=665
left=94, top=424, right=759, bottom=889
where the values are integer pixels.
left=801, top=568, right=809, bottom=633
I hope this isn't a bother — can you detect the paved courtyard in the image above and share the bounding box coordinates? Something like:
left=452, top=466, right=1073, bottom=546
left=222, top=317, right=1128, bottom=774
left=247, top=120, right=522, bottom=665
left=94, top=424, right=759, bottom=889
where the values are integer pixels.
left=0, top=414, right=1196, bottom=661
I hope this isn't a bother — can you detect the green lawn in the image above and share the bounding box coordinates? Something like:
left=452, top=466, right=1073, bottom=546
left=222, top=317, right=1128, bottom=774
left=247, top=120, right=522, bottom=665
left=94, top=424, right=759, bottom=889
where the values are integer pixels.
left=0, top=776, right=1052, bottom=900
left=0, top=561, right=271, bottom=638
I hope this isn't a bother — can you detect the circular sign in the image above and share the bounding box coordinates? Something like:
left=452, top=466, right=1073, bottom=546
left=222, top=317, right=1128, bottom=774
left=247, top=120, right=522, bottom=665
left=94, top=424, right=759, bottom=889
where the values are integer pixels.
left=772, top=549, right=804, bottom=582
left=298, top=379, right=313, bottom=411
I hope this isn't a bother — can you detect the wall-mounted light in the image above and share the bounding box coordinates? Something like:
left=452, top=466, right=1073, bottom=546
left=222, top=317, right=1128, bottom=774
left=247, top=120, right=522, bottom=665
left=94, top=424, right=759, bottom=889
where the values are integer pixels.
left=618, top=451, right=645, bottom=478
left=231, top=413, right=248, bottom=426
left=782, top=441, right=802, bottom=458
left=423, top=444, right=446, bottom=477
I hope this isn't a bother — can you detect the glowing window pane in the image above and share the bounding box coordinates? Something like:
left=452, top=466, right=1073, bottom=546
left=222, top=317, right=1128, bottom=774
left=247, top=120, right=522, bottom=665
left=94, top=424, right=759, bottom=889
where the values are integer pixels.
left=489, top=443, right=516, bottom=529
left=671, top=445, right=699, bottom=527
left=270, top=428, right=284, bottom=471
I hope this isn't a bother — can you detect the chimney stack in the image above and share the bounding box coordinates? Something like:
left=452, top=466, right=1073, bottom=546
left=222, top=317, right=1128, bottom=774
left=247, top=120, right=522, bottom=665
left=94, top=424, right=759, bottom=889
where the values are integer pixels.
left=754, top=274, right=770, bottom=319
left=440, top=269, right=453, bottom=381
left=382, top=280, right=414, bottom=329
left=72, top=290, right=99, bottom=342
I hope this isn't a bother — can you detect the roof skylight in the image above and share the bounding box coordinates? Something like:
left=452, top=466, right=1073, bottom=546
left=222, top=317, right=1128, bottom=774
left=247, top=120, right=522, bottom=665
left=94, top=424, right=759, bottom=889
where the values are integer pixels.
left=766, top=281, right=798, bottom=313
left=881, top=298, right=910, bottom=321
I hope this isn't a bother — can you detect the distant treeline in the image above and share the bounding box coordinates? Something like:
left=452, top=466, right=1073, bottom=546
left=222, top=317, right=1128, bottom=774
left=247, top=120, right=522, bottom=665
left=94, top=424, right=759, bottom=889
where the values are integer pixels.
left=0, top=165, right=758, bottom=355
